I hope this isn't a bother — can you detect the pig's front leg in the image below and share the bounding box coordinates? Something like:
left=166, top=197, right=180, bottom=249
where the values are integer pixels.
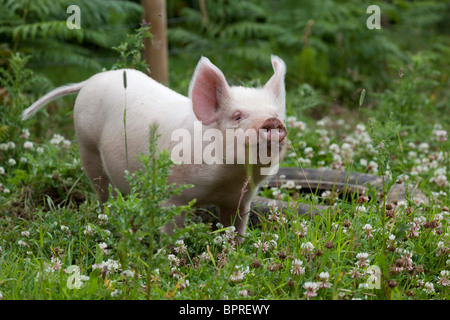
left=219, top=201, right=251, bottom=241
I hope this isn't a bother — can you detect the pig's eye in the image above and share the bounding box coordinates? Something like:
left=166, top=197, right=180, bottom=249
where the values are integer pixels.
left=232, top=111, right=242, bottom=121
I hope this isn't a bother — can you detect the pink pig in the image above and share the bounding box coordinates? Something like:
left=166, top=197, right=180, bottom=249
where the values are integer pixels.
left=23, top=55, right=287, bottom=237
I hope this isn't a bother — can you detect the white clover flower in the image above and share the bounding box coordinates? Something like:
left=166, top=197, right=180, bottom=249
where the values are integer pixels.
left=329, top=143, right=340, bottom=154
left=122, top=269, right=134, bottom=278
left=356, top=252, right=370, bottom=268
left=341, top=142, right=352, bottom=151
left=301, top=242, right=314, bottom=251
left=432, top=174, right=447, bottom=188
left=418, top=142, right=429, bottom=153
left=179, top=279, right=190, bottom=291
left=408, top=151, right=417, bottom=160
left=304, top=147, right=314, bottom=158
left=199, top=252, right=210, bottom=261
left=80, top=275, right=90, bottom=282
left=21, top=129, right=30, bottom=139
left=433, top=129, right=447, bottom=142
left=8, top=158, right=16, bottom=166
left=423, top=282, right=435, bottom=294
left=62, top=140, right=71, bottom=148
left=332, top=154, right=342, bottom=163
left=363, top=224, right=373, bottom=238
left=0, top=143, right=8, bottom=151
left=303, top=282, right=319, bottom=299
left=297, top=157, right=311, bottom=167
left=239, top=290, right=250, bottom=297
left=23, top=141, right=33, bottom=150
left=294, top=121, right=307, bottom=131
left=318, top=277, right=333, bottom=291
left=321, top=190, right=331, bottom=198
left=286, top=116, right=297, bottom=126
left=97, top=213, right=108, bottom=224
left=83, top=224, right=95, bottom=236
left=17, top=240, right=28, bottom=247
left=230, top=265, right=249, bottom=283
left=356, top=252, right=369, bottom=260
left=111, top=289, right=122, bottom=297
left=104, top=259, right=121, bottom=272
left=174, top=239, right=188, bottom=254
left=51, top=257, right=62, bottom=271
left=50, top=134, right=65, bottom=145
left=281, top=180, right=295, bottom=189
left=168, top=254, right=180, bottom=267
left=37, top=147, right=44, bottom=153
left=358, top=283, right=370, bottom=289
left=317, top=119, right=327, bottom=127
left=0, top=167, right=4, bottom=175
left=356, top=205, right=367, bottom=213
left=438, top=270, right=450, bottom=286
left=356, top=124, right=366, bottom=132
left=319, top=272, right=330, bottom=280
left=367, top=161, right=378, bottom=174
left=7, top=142, right=15, bottom=149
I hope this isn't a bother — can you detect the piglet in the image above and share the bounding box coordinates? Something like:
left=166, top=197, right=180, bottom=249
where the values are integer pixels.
left=22, top=55, right=288, bottom=237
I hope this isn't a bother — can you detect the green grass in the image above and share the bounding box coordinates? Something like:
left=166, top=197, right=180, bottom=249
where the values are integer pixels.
left=0, top=22, right=449, bottom=300
left=0, top=98, right=448, bottom=299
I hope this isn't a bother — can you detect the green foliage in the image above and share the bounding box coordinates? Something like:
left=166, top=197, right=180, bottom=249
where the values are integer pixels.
left=0, top=0, right=449, bottom=301
left=368, top=113, right=399, bottom=181
left=0, top=0, right=143, bottom=84
left=105, top=127, right=195, bottom=296
left=0, top=53, right=47, bottom=130
left=168, top=0, right=449, bottom=111
left=0, top=51, right=91, bottom=208
left=168, top=0, right=283, bottom=82
left=365, top=52, right=448, bottom=132
left=111, top=21, right=153, bottom=73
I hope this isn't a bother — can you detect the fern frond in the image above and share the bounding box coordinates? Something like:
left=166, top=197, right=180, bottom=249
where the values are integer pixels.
left=11, top=21, right=77, bottom=42
left=221, top=22, right=283, bottom=39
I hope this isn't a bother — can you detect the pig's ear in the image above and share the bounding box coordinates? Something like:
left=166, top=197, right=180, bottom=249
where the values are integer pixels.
left=189, top=57, right=230, bottom=125
left=264, top=55, right=286, bottom=120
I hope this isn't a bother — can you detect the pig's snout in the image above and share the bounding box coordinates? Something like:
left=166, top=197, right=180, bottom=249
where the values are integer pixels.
left=259, top=118, right=286, bottom=143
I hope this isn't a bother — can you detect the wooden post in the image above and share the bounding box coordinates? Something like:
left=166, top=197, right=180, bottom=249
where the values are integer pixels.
left=141, top=0, right=168, bottom=85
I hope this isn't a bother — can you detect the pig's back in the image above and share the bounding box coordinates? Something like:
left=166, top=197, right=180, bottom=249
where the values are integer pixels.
left=74, top=68, right=193, bottom=145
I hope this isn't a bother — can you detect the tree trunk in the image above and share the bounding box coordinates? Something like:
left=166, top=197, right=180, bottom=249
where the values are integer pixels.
left=141, top=0, right=169, bottom=85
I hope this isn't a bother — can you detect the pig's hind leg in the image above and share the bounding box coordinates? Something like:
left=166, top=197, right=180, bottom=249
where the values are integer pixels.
left=79, top=145, right=112, bottom=203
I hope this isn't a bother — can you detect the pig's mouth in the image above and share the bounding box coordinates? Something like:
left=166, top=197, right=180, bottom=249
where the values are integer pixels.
left=220, top=118, right=287, bottom=167
left=248, top=118, right=287, bottom=160
left=259, top=117, right=287, bottom=143
left=258, top=117, right=287, bottom=153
